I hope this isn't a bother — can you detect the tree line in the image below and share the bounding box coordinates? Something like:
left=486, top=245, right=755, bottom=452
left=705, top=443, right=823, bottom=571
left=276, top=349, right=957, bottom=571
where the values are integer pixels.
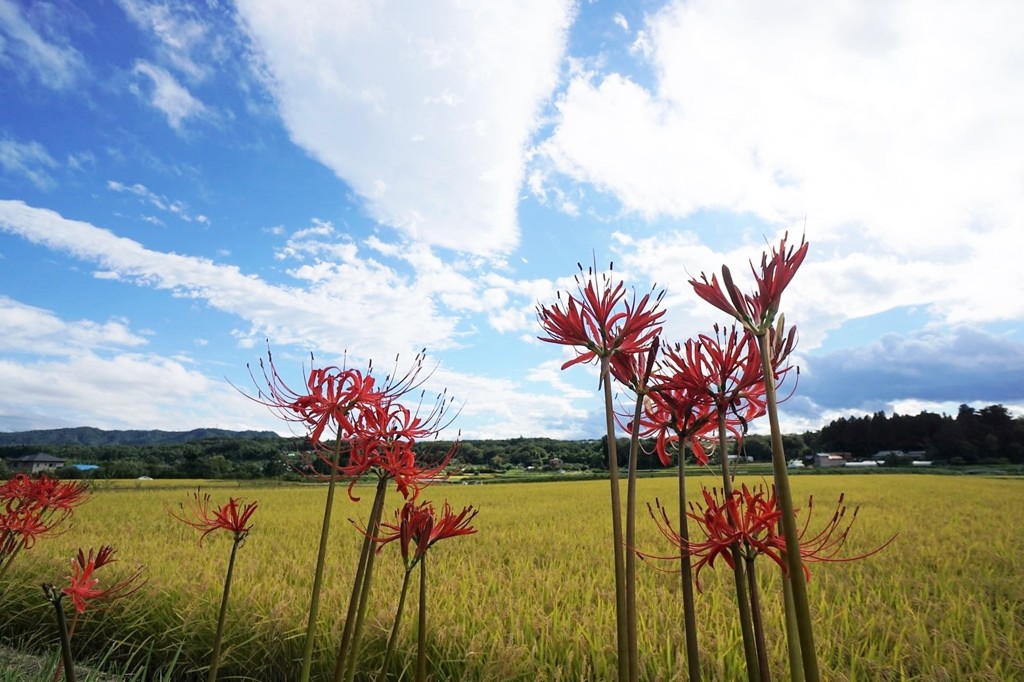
left=1, top=404, right=1020, bottom=480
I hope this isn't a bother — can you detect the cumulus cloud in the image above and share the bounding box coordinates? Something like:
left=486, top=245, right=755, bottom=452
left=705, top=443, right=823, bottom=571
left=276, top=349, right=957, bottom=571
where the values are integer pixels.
left=0, top=296, right=147, bottom=355
left=131, top=60, right=207, bottom=129
left=0, top=0, right=86, bottom=89
left=536, top=0, right=1024, bottom=332
left=236, top=0, right=575, bottom=254
left=0, top=294, right=280, bottom=433
left=0, top=352, right=276, bottom=432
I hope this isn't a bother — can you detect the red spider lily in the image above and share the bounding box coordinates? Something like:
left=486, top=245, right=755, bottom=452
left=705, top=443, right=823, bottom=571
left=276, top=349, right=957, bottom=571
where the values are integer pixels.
left=656, top=324, right=798, bottom=446
left=690, top=233, right=808, bottom=333
left=649, top=485, right=893, bottom=590
left=769, top=492, right=896, bottom=582
left=246, top=348, right=444, bottom=447
left=668, top=329, right=767, bottom=443
left=2, top=475, right=90, bottom=574
left=368, top=499, right=478, bottom=568
left=609, top=332, right=661, bottom=391
left=332, top=394, right=459, bottom=500
left=2, top=473, right=90, bottom=513
left=647, top=485, right=785, bottom=591
left=172, top=491, right=257, bottom=544
left=61, top=545, right=146, bottom=614
left=247, top=350, right=379, bottom=446
left=1, top=506, right=55, bottom=551
left=631, top=389, right=715, bottom=466
left=537, top=264, right=665, bottom=374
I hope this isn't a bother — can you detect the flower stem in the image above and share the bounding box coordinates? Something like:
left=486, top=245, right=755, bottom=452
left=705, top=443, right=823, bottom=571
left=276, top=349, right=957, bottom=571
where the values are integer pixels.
left=625, top=388, right=645, bottom=682
left=338, top=476, right=389, bottom=682
left=601, top=356, right=630, bottom=682
left=676, top=443, right=701, bottom=682
left=745, top=555, right=771, bottom=682
left=43, top=585, right=76, bottom=682
left=757, top=332, right=819, bottom=682
left=207, top=535, right=241, bottom=682
left=717, top=413, right=760, bottom=682
left=416, top=555, right=427, bottom=682
left=299, top=438, right=345, bottom=682
left=781, top=554, right=805, bottom=682
left=378, top=566, right=414, bottom=681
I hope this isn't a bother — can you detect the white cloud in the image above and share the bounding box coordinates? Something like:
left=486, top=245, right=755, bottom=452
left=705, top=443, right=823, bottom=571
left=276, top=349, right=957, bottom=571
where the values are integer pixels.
left=0, top=352, right=279, bottom=432
left=0, top=0, right=85, bottom=89
left=430, top=365, right=590, bottom=439
left=0, top=201, right=604, bottom=437
left=107, top=179, right=202, bottom=222
left=0, top=295, right=279, bottom=432
left=0, top=296, right=147, bottom=355
left=0, top=200, right=462, bottom=363
left=236, top=0, right=575, bottom=254
left=116, top=0, right=211, bottom=81
left=536, top=0, right=1024, bottom=336
left=131, top=60, right=207, bottom=129
left=0, top=137, right=58, bottom=188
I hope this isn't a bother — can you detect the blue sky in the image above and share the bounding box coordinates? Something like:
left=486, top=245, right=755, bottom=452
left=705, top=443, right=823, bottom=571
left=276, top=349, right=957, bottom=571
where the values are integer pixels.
left=2, top=0, right=1023, bottom=439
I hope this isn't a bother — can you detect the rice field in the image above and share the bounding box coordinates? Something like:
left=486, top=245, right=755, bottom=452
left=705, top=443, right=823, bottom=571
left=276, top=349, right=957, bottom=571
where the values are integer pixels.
left=2, top=474, right=1022, bottom=681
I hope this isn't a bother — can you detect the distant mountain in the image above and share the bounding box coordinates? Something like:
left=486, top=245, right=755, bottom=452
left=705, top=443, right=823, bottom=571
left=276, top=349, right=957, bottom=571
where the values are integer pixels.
left=0, top=427, right=281, bottom=447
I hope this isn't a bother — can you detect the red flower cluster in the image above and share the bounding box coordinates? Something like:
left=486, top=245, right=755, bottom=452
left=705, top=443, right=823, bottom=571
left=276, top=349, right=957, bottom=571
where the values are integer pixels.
left=649, top=486, right=783, bottom=591
left=172, top=491, right=258, bottom=544
left=690, top=233, right=808, bottom=334
left=649, top=484, right=891, bottom=590
left=537, top=264, right=664, bottom=374
left=61, top=545, right=146, bottom=614
left=1, top=474, right=89, bottom=574
left=370, top=499, right=478, bottom=569
left=635, top=323, right=799, bottom=467
left=632, top=388, right=714, bottom=467
left=250, top=349, right=458, bottom=501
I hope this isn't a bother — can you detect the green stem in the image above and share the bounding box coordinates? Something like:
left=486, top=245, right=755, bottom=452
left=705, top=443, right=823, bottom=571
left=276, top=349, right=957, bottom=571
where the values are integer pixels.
left=378, top=566, right=414, bottom=681
left=299, top=438, right=345, bottom=682
left=416, top=555, right=427, bottom=682
left=625, top=389, right=645, bottom=682
left=718, top=413, right=760, bottom=682
left=333, top=476, right=389, bottom=681
left=43, top=586, right=76, bottom=682
left=208, top=535, right=241, bottom=682
left=781, top=552, right=805, bottom=682
left=745, top=555, right=771, bottom=682
left=341, top=477, right=389, bottom=682
left=757, top=333, right=819, bottom=681
left=601, top=356, right=630, bottom=682
left=676, top=442, right=701, bottom=682
left=0, top=541, right=23, bottom=582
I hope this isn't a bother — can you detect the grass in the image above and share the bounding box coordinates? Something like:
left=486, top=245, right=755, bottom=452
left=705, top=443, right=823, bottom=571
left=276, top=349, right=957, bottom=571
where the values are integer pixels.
left=2, top=474, right=1022, bottom=680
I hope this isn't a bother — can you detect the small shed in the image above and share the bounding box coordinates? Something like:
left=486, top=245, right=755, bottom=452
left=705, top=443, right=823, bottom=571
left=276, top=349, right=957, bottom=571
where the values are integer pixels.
left=7, top=453, right=66, bottom=474
left=814, top=452, right=847, bottom=468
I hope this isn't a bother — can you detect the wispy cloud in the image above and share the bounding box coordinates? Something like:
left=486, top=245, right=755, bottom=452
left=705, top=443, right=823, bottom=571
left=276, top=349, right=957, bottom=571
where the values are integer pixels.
left=236, top=0, right=575, bottom=254
left=131, top=60, right=207, bottom=129
left=0, top=137, right=59, bottom=188
left=0, top=200, right=463, bottom=362
left=116, top=0, right=212, bottom=81
left=0, top=0, right=86, bottom=89
left=107, top=179, right=207, bottom=223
